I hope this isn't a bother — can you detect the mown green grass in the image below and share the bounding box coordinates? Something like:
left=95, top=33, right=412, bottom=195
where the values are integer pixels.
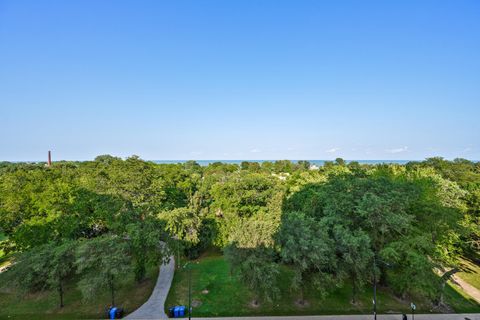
left=0, top=264, right=159, bottom=320
left=165, top=251, right=480, bottom=317
left=457, top=257, right=480, bottom=291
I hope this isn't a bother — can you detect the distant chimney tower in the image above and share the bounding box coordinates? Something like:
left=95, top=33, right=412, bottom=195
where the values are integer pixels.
left=48, top=151, right=52, bottom=166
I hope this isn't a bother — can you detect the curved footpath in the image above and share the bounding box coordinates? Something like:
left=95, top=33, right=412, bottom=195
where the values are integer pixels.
left=125, top=256, right=479, bottom=320
left=453, top=274, right=480, bottom=304
left=125, top=256, right=175, bottom=319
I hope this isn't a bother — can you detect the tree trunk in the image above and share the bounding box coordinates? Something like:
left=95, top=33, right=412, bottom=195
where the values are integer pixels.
left=379, top=263, right=388, bottom=286
left=58, top=280, right=64, bottom=308
left=135, top=222, right=147, bottom=282
left=110, top=275, right=115, bottom=306
left=351, top=276, right=357, bottom=304
left=299, top=287, right=305, bottom=305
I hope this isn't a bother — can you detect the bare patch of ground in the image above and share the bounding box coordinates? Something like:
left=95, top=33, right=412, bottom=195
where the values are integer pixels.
left=294, top=299, right=310, bottom=308
left=249, top=300, right=261, bottom=308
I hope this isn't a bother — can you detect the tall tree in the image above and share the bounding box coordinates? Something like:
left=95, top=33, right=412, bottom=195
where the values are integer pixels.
left=75, top=235, right=132, bottom=305
left=90, top=156, right=167, bottom=280
left=333, top=227, right=373, bottom=303
left=225, top=245, right=279, bottom=304
left=277, top=211, right=337, bottom=302
left=3, top=241, right=77, bottom=308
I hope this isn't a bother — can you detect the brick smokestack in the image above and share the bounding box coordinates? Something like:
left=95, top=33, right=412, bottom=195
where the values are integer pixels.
left=48, top=151, right=52, bottom=166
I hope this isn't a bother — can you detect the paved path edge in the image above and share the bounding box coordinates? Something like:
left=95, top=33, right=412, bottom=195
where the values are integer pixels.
left=193, top=314, right=480, bottom=320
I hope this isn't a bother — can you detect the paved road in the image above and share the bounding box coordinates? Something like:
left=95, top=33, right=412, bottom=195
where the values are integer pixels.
left=192, top=315, right=480, bottom=320
left=125, top=256, right=175, bottom=319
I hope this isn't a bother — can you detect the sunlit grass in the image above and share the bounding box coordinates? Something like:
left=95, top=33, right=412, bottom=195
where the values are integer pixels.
left=457, top=257, right=480, bottom=291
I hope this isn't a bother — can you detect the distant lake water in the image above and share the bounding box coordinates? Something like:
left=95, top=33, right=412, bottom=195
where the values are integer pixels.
left=151, top=160, right=412, bottom=166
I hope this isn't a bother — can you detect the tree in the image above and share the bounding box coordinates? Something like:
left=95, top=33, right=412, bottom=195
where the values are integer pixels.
left=356, top=183, right=413, bottom=255
left=125, top=217, right=169, bottom=281
left=163, top=207, right=202, bottom=248
left=4, top=241, right=77, bottom=308
left=333, top=227, right=372, bottom=303
left=274, top=160, right=294, bottom=173
left=381, top=235, right=440, bottom=299
left=162, top=207, right=203, bottom=258
left=3, top=245, right=50, bottom=295
left=211, top=172, right=277, bottom=218
left=335, top=158, right=346, bottom=166
left=407, top=158, right=479, bottom=257
left=296, top=160, right=311, bottom=171
left=241, top=161, right=261, bottom=172
left=46, top=241, right=77, bottom=307
left=75, top=235, right=132, bottom=305
left=0, top=165, right=117, bottom=250
left=210, top=172, right=281, bottom=247
left=282, top=169, right=463, bottom=301
left=225, top=245, right=279, bottom=304
left=223, top=193, right=282, bottom=305
left=277, top=211, right=337, bottom=302
left=88, top=156, right=167, bottom=281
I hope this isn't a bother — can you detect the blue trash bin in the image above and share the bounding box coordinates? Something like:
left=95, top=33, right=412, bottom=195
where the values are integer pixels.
left=174, top=306, right=180, bottom=318
left=178, top=306, right=185, bottom=317
left=109, top=307, right=117, bottom=320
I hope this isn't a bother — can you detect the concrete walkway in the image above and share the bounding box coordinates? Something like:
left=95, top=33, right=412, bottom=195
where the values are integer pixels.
left=125, top=256, right=175, bottom=319
left=192, top=315, right=480, bottom=320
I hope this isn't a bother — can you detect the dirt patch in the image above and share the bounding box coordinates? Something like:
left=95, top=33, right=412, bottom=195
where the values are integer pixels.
left=294, top=299, right=310, bottom=308
left=192, top=299, right=202, bottom=308
left=350, top=299, right=363, bottom=307
left=430, top=302, right=454, bottom=313
left=249, top=300, right=260, bottom=308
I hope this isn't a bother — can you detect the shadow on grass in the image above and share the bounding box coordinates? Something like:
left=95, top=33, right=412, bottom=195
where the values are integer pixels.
left=165, top=253, right=480, bottom=317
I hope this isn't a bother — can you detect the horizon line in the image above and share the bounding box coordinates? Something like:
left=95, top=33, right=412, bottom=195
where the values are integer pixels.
left=3, top=158, right=479, bottom=163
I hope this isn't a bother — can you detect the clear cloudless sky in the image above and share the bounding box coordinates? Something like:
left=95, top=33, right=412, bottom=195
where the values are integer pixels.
left=1, top=0, right=479, bottom=161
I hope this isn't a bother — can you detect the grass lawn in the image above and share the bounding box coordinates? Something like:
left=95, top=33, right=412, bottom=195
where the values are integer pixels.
left=0, top=264, right=159, bottom=320
left=446, top=279, right=480, bottom=313
left=457, top=257, right=480, bottom=291
left=165, top=251, right=480, bottom=317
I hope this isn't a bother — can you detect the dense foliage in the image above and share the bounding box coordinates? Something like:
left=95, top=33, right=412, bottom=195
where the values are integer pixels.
left=0, top=157, right=478, bottom=309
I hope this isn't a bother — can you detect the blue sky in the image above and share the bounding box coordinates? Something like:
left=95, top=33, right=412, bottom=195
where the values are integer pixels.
left=1, top=0, right=479, bottom=161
